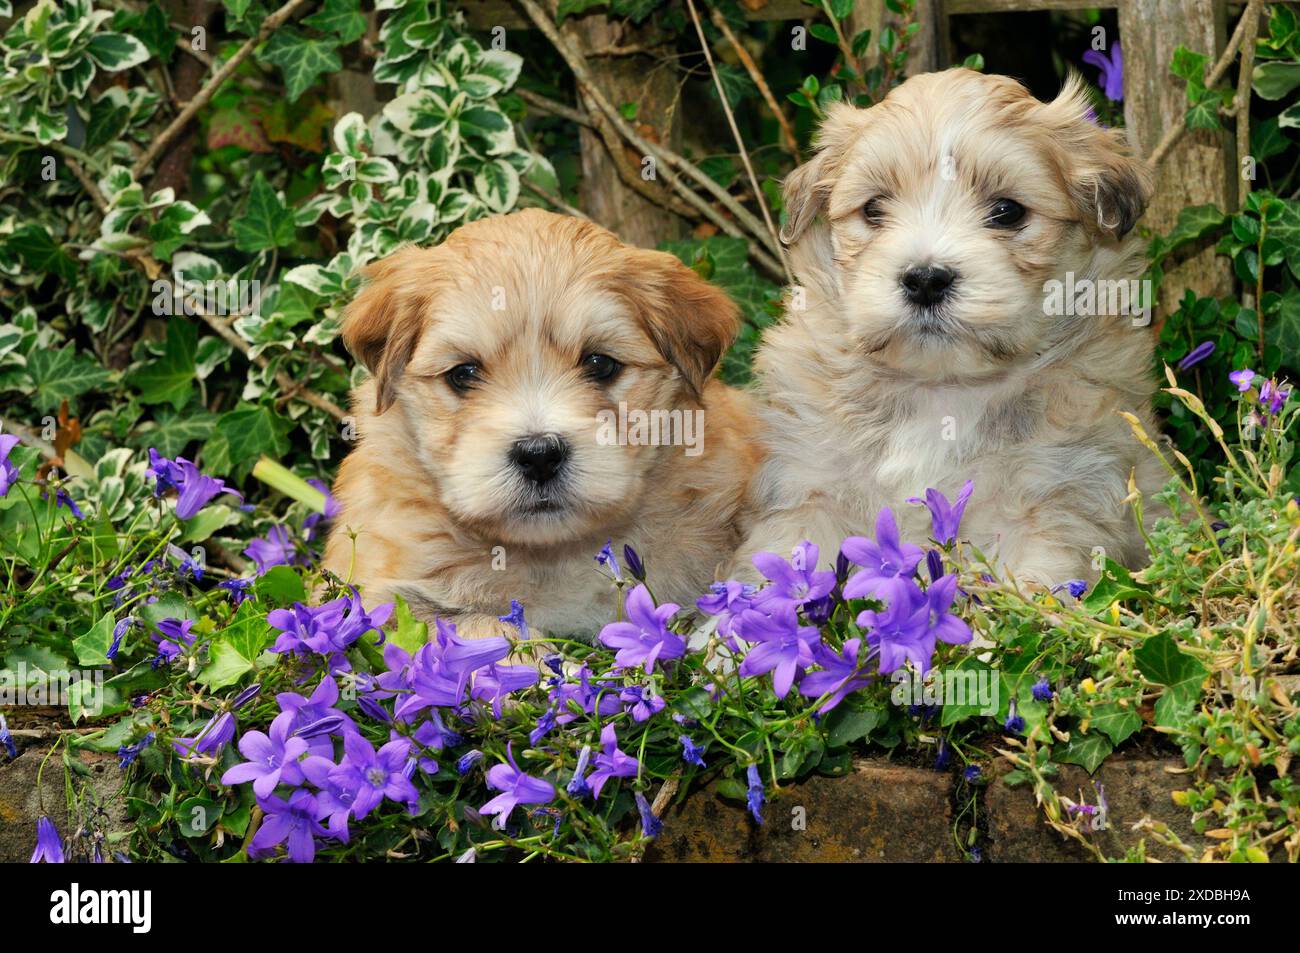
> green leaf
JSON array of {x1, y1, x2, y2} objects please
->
[
  {"x1": 303, "y1": 0, "x2": 367, "y2": 44},
  {"x1": 72, "y1": 613, "x2": 116, "y2": 667},
  {"x1": 1090, "y1": 703, "x2": 1142, "y2": 746},
  {"x1": 6, "y1": 224, "x2": 77, "y2": 280},
  {"x1": 199, "y1": 600, "x2": 273, "y2": 689},
  {"x1": 1054, "y1": 732, "x2": 1113, "y2": 774},
  {"x1": 86, "y1": 33, "x2": 151, "y2": 71},
  {"x1": 212, "y1": 404, "x2": 292, "y2": 469},
  {"x1": 389, "y1": 595, "x2": 428, "y2": 654},
  {"x1": 27, "y1": 345, "x2": 113, "y2": 411},
  {"x1": 473, "y1": 157, "x2": 520, "y2": 213},
  {"x1": 231, "y1": 173, "x2": 297, "y2": 252},
  {"x1": 128, "y1": 318, "x2": 197, "y2": 409},
  {"x1": 177, "y1": 796, "x2": 223, "y2": 836},
  {"x1": 1081, "y1": 559, "x2": 1148, "y2": 612},
  {"x1": 824, "y1": 705, "x2": 884, "y2": 747},
  {"x1": 1252, "y1": 60, "x2": 1300, "y2": 100},
  {"x1": 254, "y1": 565, "x2": 307, "y2": 607},
  {"x1": 258, "y1": 27, "x2": 342, "y2": 101},
  {"x1": 1134, "y1": 631, "x2": 1207, "y2": 687}
]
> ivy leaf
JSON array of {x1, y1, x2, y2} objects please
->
[
  {"x1": 6, "y1": 224, "x2": 77, "y2": 280},
  {"x1": 388, "y1": 595, "x2": 428, "y2": 654},
  {"x1": 128, "y1": 405, "x2": 218, "y2": 458},
  {"x1": 1081, "y1": 559, "x2": 1148, "y2": 612},
  {"x1": 824, "y1": 705, "x2": 885, "y2": 747},
  {"x1": 210, "y1": 404, "x2": 292, "y2": 475},
  {"x1": 473, "y1": 157, "x2": 520, "y2": 212},
  {"x1": 1054, "y1": 732, "x2": 1113, "y2": 774},
  {"x1": 303, "y1": 0, "x2": 367, "y2": 44},
  {"x1": 258, "y1": 27, "x2": 342, "y2": 101},
  {"x1": 1135, "y1": 632, "x2": 1207, "y2": 687},
  {"x1": 72, "y1": 613, "x2": 116, "y2": 667},
  {"x1": 254, "y1": 565, "x2": 307, "y2": 608},
  {"x1": 111, "y1": 3, "x2": 178, "y2": 63},
  {"x1": 1252, "y1": 60, "x2": 1300, "y2": 100},
  {"x1": 28, "y1": 345, "x2": 113, "y2": 411},
  {"x1": 231, "y1": 173, "x2": 296, "y2": 252},
  {"x1": 86, "y1": 33, "x2": 151, "y2": 72},
  {"x1": 1090, "y1": 703, "x2": 1142, "y2": 746},
  {"x1": 199, "y1": 600, "x2": 274, "y2": 689},
  {"x1": 128, "y1": 318, "x2": 198, "y2": 410}
]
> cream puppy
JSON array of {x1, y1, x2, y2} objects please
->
[
  {"x1": 324, "y1": 210, "x2": 762, "y2": 639},
  {"x1": 738, "y1": 69, "x2": 1164, "y2": 586}
]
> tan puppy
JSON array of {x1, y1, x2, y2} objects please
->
[
  {"x1": 738, "y1": 69, "x2": 1163, "y2": 586},
  {"x1": 323, "y1": 209, "x2": 762, "y2": 639}
]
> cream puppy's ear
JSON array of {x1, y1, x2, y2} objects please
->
[
  {"x1": 618, "y1": 249, "x2": 740, "y2": 398},
  {"x1": 342, "y1": 246, "x2": 436, "y2": 414},
  {"x1": 780, "y1": 101, "x2": 867, "y2": 244},
  {"x1": 1040, "y1": 72, "x2": 1154, "y2": 240}
]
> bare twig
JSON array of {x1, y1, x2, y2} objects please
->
[
  {"x1": 686, "y1": 0, "x2": 791, "y2": 282},
  {"x1": 1234, "y1": 0, "x2": 1264, "y2": 208},
  {"x1": 174, "y1": 36, "x2": 273, "y2": 92},
  {"x1": 709, "y1": 7, "x2": 800, "y2": 160},
  {"x1": 514, "y1": 0, "x2": 783, "y2": 271},
  {"x1": 1148, "y1": 0, "x2": 1263, "y2": 168},
  {"x1": 523, "y1": 180, "x2": 592, "y2": 220},
  {"x1": 132, "y1": 0, "x2": 310, "y2": 178},
  {"x1": 516, "y1": 87, "x2": 591, "y2": 127}
]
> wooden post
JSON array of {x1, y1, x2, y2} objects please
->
[
  {"x1": 847, "y1": 0, "x2": 943, "y2": 78},
  {"x1": 1120, "y1": 0, "x2": 1236, "y2": 308}
]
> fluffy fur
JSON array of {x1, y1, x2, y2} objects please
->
[
  {"x1": 738, "y1": 69, "x2": 1164, "y2": 585},
  {"x1": 323, "y1": 209, "x2": 762, "y2": 639}
]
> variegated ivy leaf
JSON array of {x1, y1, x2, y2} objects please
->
[
  {"x1": 396, "y1": 201, "x2": 438, "y2": 242},
  {"x1": 332, "y1": 111, "x2": 371, "y2": 157},
  {"x1": 284, "y1": 259, "x2": 349, "y2": 299},
  {"x1": 473, "y1": 158, "x2": 519, "y2": 213},
  {"x1": 85, "y1": 33, "x2": 150, "y2": 72},
  {"x1": 294, "y1": 193, "x2": 346, "y2": 228},
  {"x1": 171, "y1": 251, "x2": 222, "y2": 282},
  {"x1": 475, "y1": 49, "x2": 523, "y2": 91},
  {"x1": 383, "y1": 89, "x2": 454, "y2": 138},
  {"x1": 458, "y1": 105, "x2": 515, "y2": 156},
  {"x1": 357, "y1": 157, "x2": 400, "y2": 184}
]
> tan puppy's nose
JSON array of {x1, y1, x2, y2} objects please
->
[
  {"x1": 900, "y1": 264, "x2": 957, "y2": 307},
  {"x1": 509, "y1": 434, "x2": 568, "y2": 485}
]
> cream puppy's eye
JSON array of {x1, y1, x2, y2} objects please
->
[
  {"x1": 446, "y1": 363, "x2": 481, "y2": 393},
  {"x1": 863, "y1": 197, "x2": 886, "y2": 225},
  {"x1": 987, "y1": 198, "x2": 1026, "y2": 228},
  {"x1": 581, "y1": 353, "x2": 621, "y2": 383}
]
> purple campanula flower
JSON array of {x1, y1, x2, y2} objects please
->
[
  {"x1": 250, "y1": 789, "x2": 331, "y2": 863},
  {"x1": 278, "y1": 678, "x2": 355, "y2": 757},
  {"x1": 54, "y1": 488, "x2": 84, "y2": 520},
  {"x1": 1051, "y1": 578, "x2": 1089, "y2": 599},
  {"x1": 218, "y1": 577, "x2": 253, "y2": 605},
  {"x1": 926, "y1": 550, "x2": 945, "y2": 582},
  {"x1": 302, "y1": 479, "x2": 340, "y2": 542},
  {"x1": 173, "y1": 711, "x2": 237, "y2": 761},
  {"x1": 855, "y1": 581, "x2": 931, "y2": 675},
  {"x1": 635, "y1": 791, "x2": 663, "y2": 838},
  {"x1": 599, "y1": 584, "x2": 684, "y2": 673},
  {"x1": 567, "y1": 744, "x2": 592, "y2": 797},
  {"x1": 529, "y1": 708, "x2": 557, "y2": 746},
  {"x1": 30, "y1": 816, "x2": 65, "y2": 863},
  {"x1": 623, "y1": 544, "x2": 645, "y2": 581},
  {"x1": 620, "y1": 684, "x2": 666, "y2": 722},
  {"x1": 696, "y1": 580, "x2": 756, "y2": 638},
  {"x1": 220, "y1": 711, "x2": 308, "y2": 797},
  {"x1": 1083, "y1": 39, "x2": 1123, "y2": 101},
  {"x1": 735, "y1": 604, "x2": 822, "y2": 698},
  {"x1": 1032, "y1": 677, "x2": 1054, "y2": 702},
  {"x1": 479, "y1": 743, "x2": 556, "y2": 824},
  {"x1": 1229, "y1": 368, "x2": 1255, "y2": 392},
  {"x1": 471, "y1": 662, "x2": 540, "y2": 718},
  {"x1": 457, "y1": 749, "x2": 484, "y2": 776},
  {"x1": 1176, "y1": 340, "x2": 1215, "y2": 371},
  {"x1": 300, "y1": 757, "x2": 357, "y2": 842},
  {"x1": 934, "y1": 739, "x2": 952, "y2": 771},
  {"x1": 498, "y1": 599, "x2": 529, "y2": 640},
  {"x1": 745, "y1": 764, "x2": 765, "y2": 825},
  {"x1": 751, "y1": 541, "x2": 836, "y2": 612},
  {"x1": 243, "y1": 525, "x2": 297, "y2": 575},
  {"x1": 152, "y1": 617, "x2": 196, "y2": 662},
  {"x1": 1004, "y1": 698, "x2": 1025, "y2": 736},
  {"x1": 329, "y1": 732, "x2": 418, "y2": 818},
  {"x1": 552, "y1": 665, "x2": 621, "y2": 724},
  {"x1": 907, "y1": 480, "x2": 974, "y2": 546},
  {"x1": 107, "y1": 617, "x2": 133, "y2": 660},
  {"x1": 679, "y1": 735, "x2": 706, "y2": 768},
  {"x1": 231, "y1": 682, "x2": 262, "y2": 710},
  {"x1": 798, "y1": 637, "x2": 872, "y2": 714},
  {"x1": 413, "y1": 711, "x2": 460, "y2": 752},
  {"x1": 595, "y1": 539, "x2": 621, "y2": 579},
  {"x1": 964, "y1": 765, "x2": 982, "y2": 784},
  {"x1": 1, "y1": 712, "x2": 17, "y2": 759},
  {"x1": 586, "y1": 724, "x2": 639, "y2": 799},
  {"x1": 842, "y1": 508, "x2": 925, "y2": 607},
  {"x1": 268, "y1": 590, "x2": 394, "y2": 669},
  {"x1": 148, "y1": 453, "x2": 241, "y2": 520},
  {"x1": 117, "y1": 732, "x2": 154, "y2": 768},
  {"x1": 1259, "y1": 379, "x2": 1290, "y2": 416},
  {"x1": 924, "y1": 573, "x2": 973, "y2": 649},
  {"x1": 0, "y1": 431, "x2": 21, "y2": 498}
]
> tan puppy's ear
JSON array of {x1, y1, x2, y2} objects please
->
[
  {"x1": 1042, "y1": 72, "x2": 1154, "y2": 240},
  {"x1": 780, "y1": 101, "x2": 866, "y2": 244},
  {"x1": 621, "y1": 250, "x2": 740, "y2": 398},
  {"x1": 342, "y1": 246, "x2": 433, "y2": 414}
]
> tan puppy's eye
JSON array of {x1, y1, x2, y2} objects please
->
[
  {"x1": 987, "y1": 198, "x2": 1027, "y2": 228},
  {"x1": 581, "y1": 353, "x2": 621, "y2": 383},
  {"x1": 863, "y1": 197, "x2": 886, "y2": 225},
  {"x1": 446, "y1": 363, "x2": 482, "y2": 393}
]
